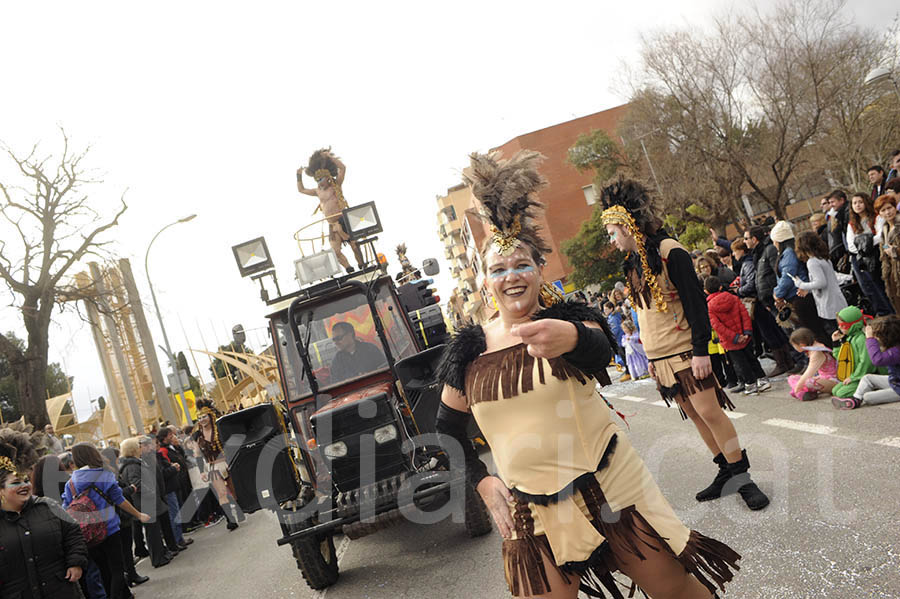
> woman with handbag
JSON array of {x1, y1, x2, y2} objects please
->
[
  {"x1": 61, "y1": 444, "x2": 149, "y2": 599},
  {"x1": 192, "y1": 399, "x2": 242, "y2": 531},
  {"x1": 847, "y1": 192, "x2": 893, "y2": 315}
]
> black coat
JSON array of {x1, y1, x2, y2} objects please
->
[
  {"x1": 753, "y1": 238, "x2": 779, "y2": 302},
  {"x1": 162, "y1": 443, "x2": 191, "y2": 498},
  {"x1": 0, "y1": 496, "x2": 88, "y2": 599},
  {"x1": 736, "y1": 254, "x2": 757, "y2": 299},
  {"x1": 118, "y1": 455, "x2": 169, "y2": 517}
]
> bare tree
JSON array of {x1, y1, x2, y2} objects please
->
[
  {"x1": 0, "y1": 131, "x2": 126, "y2": 427},
  {"x1": 628, "y1": 0, "x2": 897, "y2": 219}
]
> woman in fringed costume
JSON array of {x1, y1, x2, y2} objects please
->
[
  {"x1": 599, "y1": 178, "x2": 769, "y2": 512},
  {"x1": 434, "y1": 151, "x2": 741, "y2": 599},
  {"x1": 191, "y1": 400, "x2": 242, "y2": 531}
]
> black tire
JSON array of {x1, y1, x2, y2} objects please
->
[
  {"x1": 290, "y1": 525, "x2": 339, "y2": 590},
  {"x1": 464, "y1": 482, "x2": 492, "y2": 538}
]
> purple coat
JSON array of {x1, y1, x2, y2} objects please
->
[{"x1": 865, "y1": 338, "x2": 900, "y2": 395}]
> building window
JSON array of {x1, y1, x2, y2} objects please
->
[
  {"x1": 447, "y1": 205, "x2": 457, "y2": 221},
  {"x1": 582, "y1": 185, "x2": 596, "y2": 206}
]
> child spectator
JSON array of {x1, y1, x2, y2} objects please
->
[
  {"x1": 833, "y1": 314, "x2": 900, "y2": 409},
  {"x1": 787, "y1": 328, "x2": 838, "y2": 401},
  {"x1": 705, "y1": 276, "x2": 771, "y2": 394},
  {"x1": 603, "y1": 301, "x2": 629, "y2": 381},
  {"x1": 830, "y1": 306, "x2": 881, "y2": 399},
  {"x1": 621, "y1": 319, "x2": 649, "y2": 379}
]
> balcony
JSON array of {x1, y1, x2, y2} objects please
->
[
  {"x1": 461, "y1": 266, "x2": 476, "y2": 283},
  {"x1": 451, "y1": 243, "x2": 466, "y2": 260}
]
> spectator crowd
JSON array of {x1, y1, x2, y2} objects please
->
[{"x1": 589, "y1": 149, "x2": 900, "y2": 412}]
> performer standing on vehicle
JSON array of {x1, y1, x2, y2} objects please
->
[
  {"x1": 191, "y1": 399, "x2": 242, "y2": 531},
  {"x1": 600, "y1": 178, "x2": 769, "y2": 511},
  {"x1": 297, "y1": 148, "x2": 365, "y2": 272},
  {"x1": 435, "y1": 151, "x2": 741, "y2": 599}
]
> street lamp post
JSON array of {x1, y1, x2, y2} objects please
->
[
  {"x1": 145, "y1": 214, "x2": 197, "y2": 425},
  {"x1": 864, "y1": 66, "x2": 900, "y2": 103}
]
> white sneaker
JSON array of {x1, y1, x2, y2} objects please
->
[
  {"x1": 756, "y1": 378, "x2": 771, "y2": 392},
  {"x1": 743, "y1": 383, "x2": 758, "y2": 394}
]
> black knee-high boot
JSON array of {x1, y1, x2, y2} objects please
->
[
  {"x1": 723, "y1": 449, "x2": 770, "y2": 510},
  {"x1": 224, "y1": 503, "x2": 239, "y2": 531},
  {"x1": 695, "y1": 453, "x2": 730, "y2": 502}
]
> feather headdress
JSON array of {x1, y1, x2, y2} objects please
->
[
  {"x1": 0, "y1": 427, "x2": 39, "y2": 477},
  {"x1": 464, "y1": 150, "x2": 551, "y2": 262},
  {"x1": 305, "y1": 148, "x2": 340, "y2": 180},
  {"x1": 599, "y1": 177, "x2": 669, "y2": 312},
  {"x1": 196, "y1": 398, "x2": 219, "y2": 419}
]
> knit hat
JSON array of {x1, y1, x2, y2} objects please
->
[{"x1": 769, "y1": 220, "x2": 794, "y2": 243}]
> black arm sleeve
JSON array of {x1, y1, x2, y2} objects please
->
[
  {"x1": 435, "y1": 402, "x2": 489, "y2": 488},
  {"x1": 562, "y1": 321, "x2": 612, "y2": 376},
  {"x1": 665, "y1": 247, "x2": 712, "y2": 356}
]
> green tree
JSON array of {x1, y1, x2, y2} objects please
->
[
  {"x1": 567, "y1": 129, "x2": 634, "y2": 185},
  {"x1": 0, "y1": 331, "x2": 73, "y2": 422},
  {"x1": 176, "y1": 351, "x2": 202, "y2": 396},
  {"x1": 560, "y1": 207, "x2": 623, "y2": 289}
]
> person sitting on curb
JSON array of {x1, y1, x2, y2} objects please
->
[
  {"x1": 830, "y1": 306, "x2": 882, "y2": 400},
  {"x1": 834, "y1": 314, "x2": 900, "y2": 409}
]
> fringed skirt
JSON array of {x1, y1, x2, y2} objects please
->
[
  {"x1": 501, "y1": 433, "x2": 740, "y2": 598},
  {"x1": 651, "y1": 351, "x2": 735, "y2": 420}
]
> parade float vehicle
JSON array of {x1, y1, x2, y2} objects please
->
[{"x1": 221, "y1": 214, "x2": 490, "y2": 591}]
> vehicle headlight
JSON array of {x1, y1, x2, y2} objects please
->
[
  {"x1": 373, "y1": 424, "x2": 398, "y2": 444},
  {"x1": 322, "y1": 441, "x2": 348, "y2": 459}
]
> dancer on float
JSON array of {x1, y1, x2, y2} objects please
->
[
  {"x1": 296, "y1": 147, "x2": 365, "y2": 272},
  {"x1": 599, "y1": 178, "x2": 769, "y2": 511},
  {"x1": 435, "y1": 151, "x2": 741, "y2": 599}
]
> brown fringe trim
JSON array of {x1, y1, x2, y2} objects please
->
[
  {"x1": 510, "y1": 435, "x2": 618, "y2": 506},
  {"x1": 658, "y1": 367, "x2": 736, "y2": 420},
  {"x1": 502, "y1": 501, "x2": 563, "y2": 597},
  {"x1": 465, "y1": 344, "x2": 590, "y2": 406},
  {"x1": 676, "y1": 530, "x2": 742, "y2": 594}
]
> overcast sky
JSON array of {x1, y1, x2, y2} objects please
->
[{"x1": 1, "y1": 1, "x2": 896, "y2": 421}]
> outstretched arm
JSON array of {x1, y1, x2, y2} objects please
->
[
  {"x1": 296, "y1": 167, "x2": 317, "y2": 196},
  {"x1": 333, "y1": 154, "x2": 346, "y2": 186}
]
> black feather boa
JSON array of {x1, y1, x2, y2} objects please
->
[{"x1": 434, "y1": 300, "x2": 615, "y2": 395}]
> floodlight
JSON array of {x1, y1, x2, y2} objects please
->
[
  {"x1": 341, "y1": 202, "x2": 382, "y2": 241},
  {"x1": 295, "y1": 249, "x2": 342, "y2": 286},
  {"x1": 422, "y1": 258, "x2": 440, "y2": 276},
  {"x1": 232, "y1": 237, "x2": 274, "y2": 277},
  {"x1": 864, "y1": 66, "x2": 892, "y2": 86}
]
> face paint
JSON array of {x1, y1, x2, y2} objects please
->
[{"x1": 488, "y1": 265, "x2": 535, "y2": 280}]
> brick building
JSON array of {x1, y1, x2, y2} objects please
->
[{"x1": 437, "y1": 104, "x2": 630, "y2": 325}]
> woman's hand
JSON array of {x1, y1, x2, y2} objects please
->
[
  {"x1": 865, "y1": 324, "x2": 874, "y2": 338},
  {"x1": 796, "y1": 288, "x2": 808, "y2": 297},
  {"x1": 832, "y1": 330, "x2": 844, "y2": 342},
  {"x1": 691, "y1": 355, "x2": 712, "y2": 380},
  {"x1": 65, "y1": 566, "x2": 82, "y2": 582},
  {"x1": 138, "y1": 512, "x2": 151, "y2": 524},
  {"x1": 510, "y1": 320, "x2": 578, "y2": 359},
  {"x1": 648, "y1": 361, "x2": 657, "y2": 380},
  {"x1": 476, "y1": 476, "x2": 514, "y2": 540}
]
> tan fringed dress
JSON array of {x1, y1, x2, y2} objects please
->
[{"x1": 449, "y1": 316, "x2": 740, "y2": 598}]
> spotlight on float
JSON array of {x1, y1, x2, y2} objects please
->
[
  {"x1": 232, "y1": 236, "x2": 281, "y2": 303},
  {"x1": 341, "y1": 201, "x2": 382, "y2": 241},
  {"x1": 294, "y1": 249, "x2": 342, "y2": 286}
]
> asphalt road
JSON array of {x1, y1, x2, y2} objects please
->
[{"x1": 132, "y1": 370, "x2": 900, "y2": 599}]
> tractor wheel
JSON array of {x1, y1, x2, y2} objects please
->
[
  {"x1": 290, "y1": 522, "x2": 339, "y2": 590},
  {"x1": 464, "y1": 481, "x2": 492, "y2": 538}
]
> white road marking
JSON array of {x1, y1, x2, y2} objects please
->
[
  {"x1": 762, "y1": 418, "x2": 837, "y2": 435},
  {"x1": 618, "y1": 395, "x2": 646, "y2": 402},
  {"x1": 876, "y1": 437, "x2": 900, "y2": 448},
  {"x1": 725, "y1": 412, "x2": 747, "y2": 420}
]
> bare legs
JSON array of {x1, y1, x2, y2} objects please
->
[{"x1": 680, "y1": 387, "x2": 742, "y2": 462}]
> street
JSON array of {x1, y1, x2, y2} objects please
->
[{"x1": 133, "y1": 372, "x2": 900, "y2": 599}]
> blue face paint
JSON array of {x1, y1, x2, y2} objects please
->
[
  {"x1": 488, "y1": 265, "x2": 536, "y2": 280},
  {"x1": 608, "y1": 229, "x2": 617, "y2": 240}
]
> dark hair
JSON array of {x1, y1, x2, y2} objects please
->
[
  {"x1": 849, "y1": 193, "x2": 876, "y2": 234},
  {"x1": 31, "y1": 455, "x2": 63, "y2": 499},
  {"x1": 703, "y1": 275, "x2": 723, "y2": 294},
  {"x1": 749, "y1": 226, "x2": 768, "y2": 242},
  {"x1": 870, "y1": 315, "x2": 900, "y2": 349},
  {"x1": 796, "y1": 230, "x2": 829, "y2": 261},
  {"x1": 603, "y1": 301, "x2": 614, "y2": 309},
  {"x1": 100, "y1": 447, "x2": 119, "y2": 475},
  {"x1": 868, "y1": 165, "x2": 885, "y2": 174},
  {"x1": 331, "y1": 322, "x2": 355, "y2": 338},
  {"x1": 789, "y1": 327, "x2": 816, "y2": 347},
  {"x1": 71, "y1": 443, "x2": 104, "y2": 469},
  {"x1": 827, "y1": 189, "x2": 847, "y2": 202},
  {"x1": 704, "y1": 249, "x2": 722, "y2": 267},
  {"x1": 715, "y1": 245, "x2": 731, "y2": 259},
  {"x1": 886, "y1": 178, "x2": 900, "y2": 194},
  {"x1": 157, "y1": 426, "x2": 172, "y2": 444},
  {"x1": 892, "y1": 149, "x2": 900, "y2": 158},
  {"x1": 182, "y1": 425, "x2": 194, "y2": 437}
]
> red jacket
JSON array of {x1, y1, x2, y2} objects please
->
[{"x1": 706, "y1": 291, "x2": 752, "y2": 350}]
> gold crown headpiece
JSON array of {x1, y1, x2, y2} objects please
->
[
  {"x1": 600, "y1": 205, "x2": 667, "y2": 313},
  {"x1": 488, "y1": 214, "x2": 523, "y2": 257},
  {"x1": 198, "y1": 406, "x2": 216, "y2": 418},
  {"x1": 0, "y1": 455, "x2": 17, "y2": 474},
  {"x1": 314, "y1": 169, "x2": 333, "y2": 182}
]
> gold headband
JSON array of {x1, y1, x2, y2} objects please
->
[
  {"x1": 199, "y1": 407, "x2": 216, "y2": 417},
  {"x1": 600, "y1": 205, "x2": 667, "y2": 313},
  {"x1": 0, "y1": 456, "x2": 17, "y2": 474},
  {"x1": 489, "y1": 214, "x2": 523, "y2": 257},
  {"x1": 314, "y1": 169, "x2": 332, "y2": 181}
]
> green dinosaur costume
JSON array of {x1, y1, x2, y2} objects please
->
[{"x1": 831, "y1": 306, "x2": 882, "y2": 398}]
